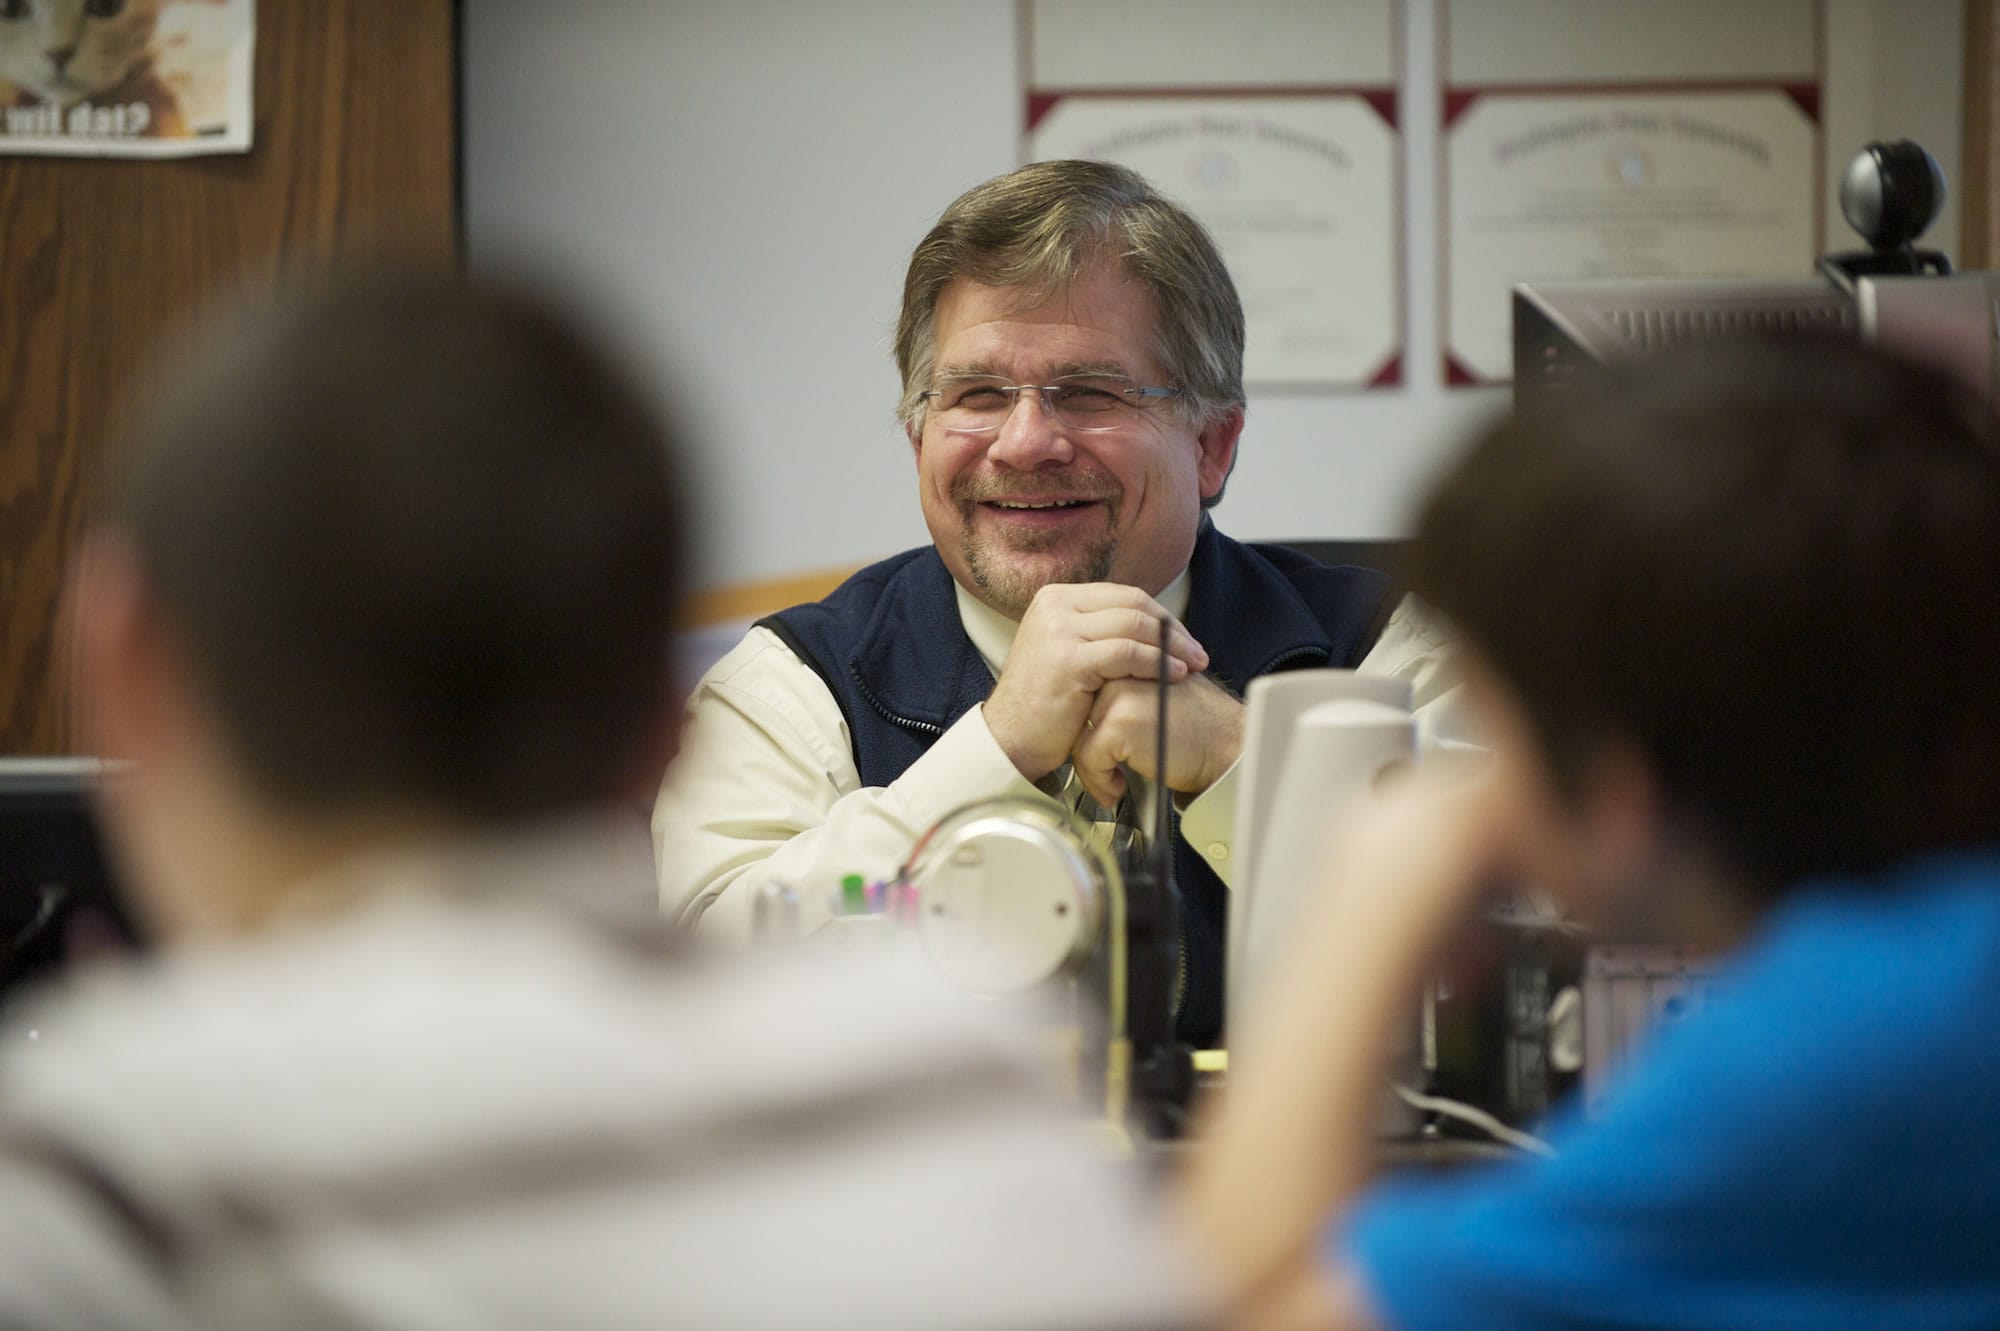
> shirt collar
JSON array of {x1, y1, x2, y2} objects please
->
[{"x1": 953, "y1": 568, "x2": 1194, "y2": 679}]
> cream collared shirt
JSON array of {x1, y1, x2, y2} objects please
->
[{"x1": 654, "y1": 579, "x2": 1467, "y2": 941}]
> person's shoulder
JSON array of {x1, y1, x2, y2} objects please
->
[
  {"x1": 690, "y1": 945, "x2": 1052, "y2": 1063},
  {"x1": 762, "y1": 547, "x2": 940, "y2": 628},
  {"x1": 1194, "y1": 526, "x2": 1384, "y2": 590},
  {"x1": 758, "y1": 547, "x2": 962, "y2": 686},
  {"x1": 817, "y1": 547, "x2": 940, "y2": 603},
  {"x1": 1234, "y1": 535, "x2": 1391, "y2": 593},
  {"x1": 663, "y1": 948, "x2": 1211, "y2": 1323},
  {"x1": 1231, "y1": 535, "x2": 1322, "y2": 575},
  {"x1": 1200, "y1": 527, "x2": 1396, "y2": 643},
  {"x1": 692, "y1": 623, "x2": 810, "y2": 693},
  {"x1": 1752, "y1": 849, "x2": 2000, "y2": 1009},
  {"x1": 1615, "y1": 850, "x2": 2000, "y2": 1131}
]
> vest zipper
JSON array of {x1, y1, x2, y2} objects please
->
[
  {"x1": 849, "y1": 669, "x2": 944, "y2": 737},
  {"x1": 1257, "y1": 645, "x2": 1330, "y2": 676}
]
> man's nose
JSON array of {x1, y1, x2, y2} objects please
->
[{"x1": 984, "y1": 388, "x2": 1075, "y2": 469}]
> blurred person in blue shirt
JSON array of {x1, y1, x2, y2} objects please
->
[{"x1": 1184, "y1": 334, "x2": 2000, "y2": 1331}]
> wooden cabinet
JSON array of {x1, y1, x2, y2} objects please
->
[{"x1": 0, "y1": 0, "x2": 457, "y2": 754}]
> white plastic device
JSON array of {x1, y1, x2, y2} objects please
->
[
  {"x1": 901, "y1": 798, "x2": 1112, "y2": 996},
  {"x1": 1230, "y1": 670, "x2": 1416, "y2": 1022}
]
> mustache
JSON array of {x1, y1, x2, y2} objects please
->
[{"x1": 952, "y1": 473, "x2": 1120, "y2": 504}]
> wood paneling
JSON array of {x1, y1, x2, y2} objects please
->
[
  {"x1": 0, "y1": 1, "x2": 456, "y2": 755},
  {"x1": 1968, "y1": 0, "x2": 2000, "y2": 267}
]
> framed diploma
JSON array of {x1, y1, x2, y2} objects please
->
[
  {"x1": 1025, "y1": 0, "x2": 1404, "y2": 388},
  {"x1": 1436, "y1": 0, "x2": 1824, "y2": 384},
  {"x1": 1442, "y1": 88, "x2": 1821, "y2": 384},
  {"x1": 1030, "y1": 92, "x2": 1403, "y2": 387}
]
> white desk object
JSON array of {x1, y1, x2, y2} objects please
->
[{"x1": 1229, "y1": 670, "x2": 1416, "y2": 1023}]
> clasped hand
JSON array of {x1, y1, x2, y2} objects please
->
[{"x1": 983, "y1": 583, "x2": 1245, "y2": 808}]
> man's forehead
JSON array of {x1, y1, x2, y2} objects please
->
[
  {"x1": 931, "y1": 268, "x2": 1162, "y2": 376},
  {"x1": 934, "y1": 356, "x2": 1132, "y2": 381},
  {"x1": 937, "y1": 260, "x2": 1152, "y2": 317}
]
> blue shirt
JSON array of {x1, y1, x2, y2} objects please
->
[{"x1": 1340, "y1": 849, "x2": 2000, "y2": 1331}]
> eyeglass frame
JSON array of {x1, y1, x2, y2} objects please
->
[{"x1": 916, "y1": 373, "x2": 1183, "y2": 435}]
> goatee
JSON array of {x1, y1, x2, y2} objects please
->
[{"x1": 962, "y1": 529, "x2": 1118, "y2": 616}]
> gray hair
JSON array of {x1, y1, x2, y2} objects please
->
[{"x1": 894, "y1": 160, "x2": 1246, "y2": 456}]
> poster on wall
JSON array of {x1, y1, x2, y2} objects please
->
[
  {"x1": 1441, "y1": 88, "x2": 1820, "y2": 384},
  {"x1": 0, "y1": 0, "x2": 253, "y2": 158},
  {"x1": 1030, "y1": 93, "x2": 1402, "y2": 388}
]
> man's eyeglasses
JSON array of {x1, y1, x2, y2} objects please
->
[{"x1": 918, "y1": 375, "x2": 1181, "y2": 435}]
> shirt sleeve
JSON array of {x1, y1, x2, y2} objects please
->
[
  {"x1": 1354, "y1": 596, "x2": 1479, "y2": 750},
  {"x1": 0, "y1": 1154, "x2": 185, "y2": 1328},
  {"x1": 653, "y1": 627, "x2": 1051, "y2": 943},
  {"x1": 1178, "y1": 762, "x2": 1240, "y2": 890}
]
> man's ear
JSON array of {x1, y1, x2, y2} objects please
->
[
  {"x1": 1196, "y1": 405, "x2": 1245, "y2": 502},
  {"x1": 906, "y1": 416, "x2": 924, "y2": 464}
]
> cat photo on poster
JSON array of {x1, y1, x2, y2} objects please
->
[{"x1": 0, "y1": 0, "x2": 252, "y2": 158}]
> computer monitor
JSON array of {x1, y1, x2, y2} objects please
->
[
  {"x1": 0, "y1": 758, "x2": 139, "y2": 1019},
  {"x1": 1514, "y1": 271, "x2": 2000, "y2": 410},
  {"x1": 1857, "y1": 272, "x2": 2000, "y2": 410},
  {"x1": 1513, "y1": 277, "x2": 1856, "y2": 403}
]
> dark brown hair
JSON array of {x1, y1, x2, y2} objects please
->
[
  {"x1": 1408, "y1": 335, "x2": 2000, "y2": 900},
  {"x1": 108, "y1": 269, "x2": 685, "y2": 824}
]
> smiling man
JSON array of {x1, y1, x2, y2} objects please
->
[{"x1": 655, "y1": 160, "x2": 1460, "y2": 1045}]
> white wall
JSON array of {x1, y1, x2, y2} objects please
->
[
  {"x1": 1825, "y1": 0, "x2": 1963, "y2": 263},
  {"x1": 462, "y1": 0, "x2": 1965, "y2": 599}
]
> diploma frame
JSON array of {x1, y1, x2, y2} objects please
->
[
  {"x1": 1022, "y1": 2, "x2": 1408, "y2": 390},
  {"x1": 1437, "y1": 0, "x2": 1826, "y2": 387}
]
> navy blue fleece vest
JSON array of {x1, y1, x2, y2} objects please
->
[{"x1": 760, "y1": 521, "x2": 1393, "y2": 1046}]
